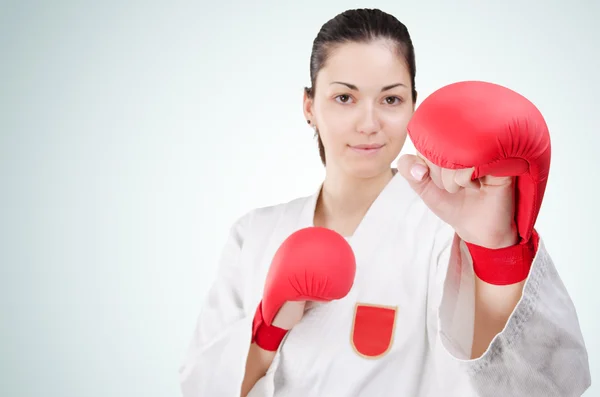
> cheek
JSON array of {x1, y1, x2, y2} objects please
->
[
  {"x1": 319, "y1": 125, "x2": 348, "y2": 152},
  {"x1": 383, "y1": 110, "x2": 412, "y2": 140},
  {"x1": 315, "y1": 103, "x2": 354, "y2": 145},
  {"x1": 317, "y1": 101, "x2": 350, "y2": 126}
]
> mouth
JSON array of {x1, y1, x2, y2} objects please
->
[{"x1": 349, "y1": 143, "x2": 385, "y2": 153}]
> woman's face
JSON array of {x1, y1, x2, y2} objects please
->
[{"x1": 304, "y1": 39, "x2": 415, "y2": 179}]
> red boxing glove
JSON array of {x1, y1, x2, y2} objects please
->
[
  {"x1": 407, "y1": 81, "x2": 551, "y2": 285},
  {"x1": 252, "y1": 227, "x2": 356, "y2": 350}
]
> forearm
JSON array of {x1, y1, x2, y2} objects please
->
[
  {"x1": 241, "y1": 343, "x2": 276, "y2": 397},
  {"x1": 241, "y1": 301, "x2": 303, "y2": 396},
  {"x1": 466, "y1": 229, "x2": 535, "y2": 359},
  {"x1": 471, "y1": 277, "x2": 525, "y2": 359}
]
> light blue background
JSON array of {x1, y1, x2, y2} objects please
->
[{"x1": 1, "y1": 0, "x2": 598, "y2": 395}]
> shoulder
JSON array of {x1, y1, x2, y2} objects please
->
[
  {"x1": 250, "y1": 194, "x2": 313, "y2": 224},
  {"x1": 230, "y1": 192, "x2": 316, "y2": 241}
]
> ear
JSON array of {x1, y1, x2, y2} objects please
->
[{"x1": 303, "y1": 87, "x2": 314, "y2": 124}]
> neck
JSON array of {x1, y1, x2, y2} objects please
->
[{"x1": 314, "y1": 166, "x2": 394, "y2": 236}]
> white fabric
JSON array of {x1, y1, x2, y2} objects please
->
[{"x1": 179, "y1": 173, "x2": 591, "y2": 396}]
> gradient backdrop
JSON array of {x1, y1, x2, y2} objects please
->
[{"x1": 1, "y1": 0, "x2": 598, "y2": 396}]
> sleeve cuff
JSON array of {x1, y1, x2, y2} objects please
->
[{"x1": 437, "y1": 232, "x2": 542, "y2": 361}]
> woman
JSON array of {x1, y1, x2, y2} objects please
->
[{"x1": 179, "y1": 8, "x2": 590, "y2": 397}]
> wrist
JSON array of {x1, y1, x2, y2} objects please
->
[
  {"x1": 465, "y1": 230, "x2": 539, "y2": 286},
  {"x1": 483, "y1": 232, "x2": 519, "y2": 250},
  {"x1": 460, "y1": 224, "x2": 519, "y2": 250},
  {"x1": 253, "y1": 322, "x2": 288, "y2": 351},
  {"x1": 251, "y1": 302, "x2": 288, "y2": 352}
]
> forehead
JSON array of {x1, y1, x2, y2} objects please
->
[{"x1": 317, "y1": 40, "x2": 411, "y2": 88}]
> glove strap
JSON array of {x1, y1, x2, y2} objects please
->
[
  {"x1": 465, "y1": 229, "x2": 539, "y2": 285},
  {"x1": 251, "y1": 302, "x2": 288, "y2": 351}
]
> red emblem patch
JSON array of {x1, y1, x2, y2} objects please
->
[{"x1": 351, "y1": 304, "x2": 397, "y2": 358}]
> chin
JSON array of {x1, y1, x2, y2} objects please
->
[{"x1": 344, "y1": 160, "x2": 391, "y2": 179}]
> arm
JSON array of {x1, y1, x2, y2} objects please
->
[
  {"x1": 241, "y1": 300, "x2": 305, "y2": 396},
  {"x1": 241, "y1": 345, "x2": 277, "y2": 396},
  {"x1": 180, "y1": 211, "x2": 329, "y2": 397},
  {"x1": 433, "y1": 230, "x2": 591, "y2": 396},
  {"x1": 466, "y1": 229, "x2": 528, "y2": 359},
  {"x1": 471, "y1": 277, "x2": 525, "y2": 359},
  {"x1": 180, "y1": 211, "x2": 275, "y2": 397}
]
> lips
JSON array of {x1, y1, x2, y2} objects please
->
[{"x1": 350, "y1": 144, "x2": 384, "y2": 150}]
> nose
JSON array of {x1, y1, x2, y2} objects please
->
[{"x1": 356, "y1": 103, "x2": 380, "y2": 135}]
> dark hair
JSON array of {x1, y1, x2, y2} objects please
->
[{"x1": 305, "y1": 9, "x2": 417, "y2": 165}]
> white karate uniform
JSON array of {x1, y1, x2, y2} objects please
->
[{"x1": 179, "y1": 172, "x2": 591, "y2": 396}]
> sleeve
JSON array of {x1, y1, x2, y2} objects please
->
[
  {"x1": 429, "y1": 230, "x2": 591, "y2": 396},
  {"x1": 179, "y1": 211, "x2": 266, "y2": 397}
]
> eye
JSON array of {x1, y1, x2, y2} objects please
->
[
  {"x1": 335, "y1": 94, "x2": 353, "y2": 104},
  {"x1": 383, "y1": 96, "x2": 402, "y2": 105}
]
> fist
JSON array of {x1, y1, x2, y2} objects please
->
[{"x1": 398, "y1": 152, "x2": 518, "y2": 249}]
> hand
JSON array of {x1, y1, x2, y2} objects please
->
[
  {"x1": 272, "y1": 301, "x2": 308, "y2": 330},
  {"x1": 252, "y1": 227, "x2": 355, "y2": 351},
  {"x1": 397, "y1": 153, "x2": 518, "y2": 249}
]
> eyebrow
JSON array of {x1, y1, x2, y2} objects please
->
[{"x1": 330, "y1": 81, "x2": 407, "y2": 92}]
